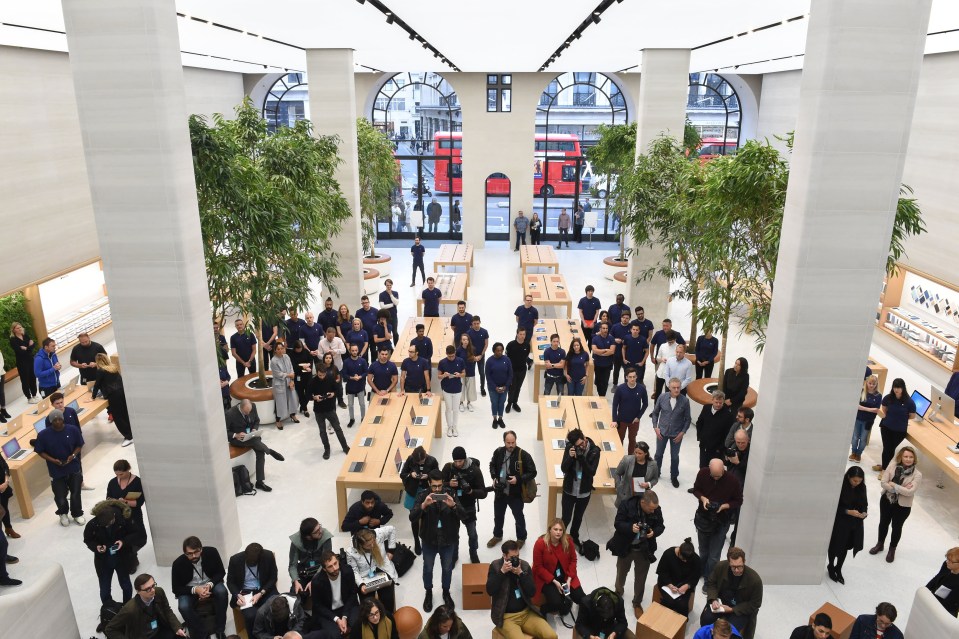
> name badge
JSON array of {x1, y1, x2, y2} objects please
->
[
  {"x1": 437, "y1": 519, "x2": 443, "y2": 528},
  {"x1": 150, "y1": 620, "x2": 158, "y2": 630},
  {"x1": 309, "y1": 561, "x2": 316, "y2": 567},
  {"x1": 369, "y1": 568, "x2": 376, "y2": 578},
  {"x1": 576, "y1": 470, "x2": 582, "y2": 480},
  {"x1": 457, "y1": 489, "x2": 463, "y2": 497},
  {"x1": 514, "y1": 588, "x2": 522, "y2": 599},
  {"x1": 555, "y1": 567, "x2": 562, "y2": 577}
]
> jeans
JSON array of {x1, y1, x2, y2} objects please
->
[
  {"x1": 697, "y1": 521, "x2": 731, "y2": 580},
  {"x1": 557, "y1": 228, "x2": 569, "y2": 247},
  {"x1": 443, "y1": 391, "x2": 461, "y2": 432},
  {"x1": 347, "y1": 392, "x2": 366, "y2": 421},
  {"x1": 316, "y1": 410, "x2": 349, "y2": 453},
  {"x1": 594, "y1": 365, "x2": 612, "y2": 396},
  {"x1": 490, "y1": 388, "x2": 507, "y2": 417},
  {"x1": 567, "y1": 379, "x2": 586, "y2": 396},
  {"x1": 493, "y1": 491, "x2": 527, "y2": 540},
  {"x1": 560, "y1": 493, "x2": 590, "y2": 541},
  {"x1": 429, "y1": 220, "x2": 439, "y2": 233},
  {"x1": 514, "y1": 231, "x2": 527, "y2": 250},
  {"x1": 508, "y1": 368, "x2": 527, "y2": 405},
  {"x1": 654, "y1": 434, "x2": 684, "y2": 481},
  {"x1": 0, "y1": 527, "x2": 7, "y2": 579},
  {"x1": 544, "y1": 375, "x2": 565, "y2": 396},
  {"x1": 421, "y1": 542, "x2": 456, "y2": 591},
  {"x1": 463, "y1": 518, "x2": 478, "y2": 558},
  {"x1": 95, "y1": 554, "x2": 132, "y2": 605},
  {"x1": 850, "y1": 419, "x2": 870, "y2": 456},
  {"x1": 178, "y1": 583, "x2": 228, "y2": 635},
  {"x1": 51, "y1": 472, "x2": 83, "y2": 517}
]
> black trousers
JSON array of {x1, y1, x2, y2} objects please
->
[
  {"x1": 613, "y1": 357, "x2": 624, "y2": 386},
  {"x1": 492, "y1": 492, "x2": 527, "y2": 540},
  {"x1": 295, "y1": 375, "x2": 311, "y2": 412},
  {"x1": 51, "y1": 471, "x2": 83, "y2": 517},
  {"x1": 557, "y1": 229, "x2": 570, "y2": 247},
  {"x1": 412, "y1": 262, "x2": 426, "y2": 285},
  {"x1": 530, "y1": 230, "x2": 540, "y2": 245},
  {"x1": 695, "y1": 362, "x2": 715, "y2": 379},
  {"x1": 508, "y1": 367, "x2": 527, "y2": 405},
  {"x1": 316, "y1": 410, "x2": 348, "y2": 453},
  {"x1": 880, "y1": 426, "x2": 908, "y2": 470},
  {"x1": 877, "y1": 497, "x2": 912, "y2": 547},
  {"x1": 560, "y1": 493, "x2": 590, "y2": 541},
  {"x1": 233, "y1": 438, "x2": 271, "y2": 482},
  {"x1": 574, "y1": 224, "x2": 583, "y2": 242},
  {"x1": 235, "y1": 359, "x2": 257, "y2": 379},
  {"x1": 108, "y1": 392, "x2": 133, "y2": 440},
  {"x1": 16, "y1": 363, "x2": 37, "y2": 398},
  {"x1": 594, "y1": 365, "x2": 612, "y2": 396},
  {"x1": 477, "y1": 355, "x2": 487, "y2": 391},
  {"x1": 654, "y1": 376, "x2": 666, "y2": 398},
  {"x1": 540, "y1": 582, "x2": 585, "y2": 616},
  {"x1": 0, "y1": 487, "x2": 12, "y2": 528}
]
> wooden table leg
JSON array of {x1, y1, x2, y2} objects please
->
[
  {"x1": 547, "y1": 486, "x2": 559, "y2": 523},
  {"x1": 435, "y1": 395, "x2": 442, "y2": 438},
  {"x1": 10, "y1": 468, "x2": 34, "y2": 519},
  {"x1": 336, "y1": 479, "x2": 348, "y2": 528}
]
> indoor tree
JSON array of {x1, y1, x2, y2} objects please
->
[
  {"x1": 190, "y1": 98, "x2": 351, "y2": 387},
  {"x1": 356, "y1": 117, "x2": 399, "y2": 258}
]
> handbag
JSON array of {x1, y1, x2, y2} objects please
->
[
  {"x1": 694, "y1": 509, "x2": 720, "y2": 535},
  {"x1": 517, "y1": 450, "x2": 537, "y2": 503}
]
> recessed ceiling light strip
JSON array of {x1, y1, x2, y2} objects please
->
[
  {"x1": 352, "y1": 0, "x2": 460, "y2": 71},
  {"x1": 539, "y1": 0, "x2": 623, "y2": 72}
]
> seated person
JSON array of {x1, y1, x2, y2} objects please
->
[
  {"x1": 532, "y1": 519, "x2": 585, "y2": 624},
  {"x1": 789, "y1": 613, "x2": 832, "y2": 639},
  {"x1": 418, "y1": 605, "x2": 473, "y2": 639},
  {"x1": 486, "y1": 540, "x2": 558, "y2": 639},
  {"x1": 575, "y1": 587, "x2": 634, "y2": 639},
  {"x1": 227, "y1": 542, "x2": 279, "y2": 632},
  {"x1": 342, "y1": 490, "x2": 394, "y2": 534},
  {"x1": 105, "y1": 573, "x2": 186, "y2": 639},
  {"x1": 693, "y1": 619, "x2": 740, "y2": 639},
  {"x1": 699, "y1": 547, "x2": 762, "y2": 638},
  {"x1": 289, "y1": 517, "x2": 334, "y2": 599},
  {"x1": 655, "y1": 538, "x2": 702, "y2": 616},
  {"x1": 346, "y1": 526, "x2": 399, "y2": 612},
  {"x1": 311, "y1": 551, "x2": 361, "y2": 639},
  {"x1": 171, "y1": 536, "x2": 228, "y2": 639},
  {"x1": 849, "y1": 602, "x2": 903, "y2": 639},
  {"x1": 350, "y1": 597, "x2": 398, "y2": 639},
  {"x1": 225, "y1": 399, "x2": 285, "y2": 492},
  {"x1": 253, "y1": 593, "x2": 307, "y2": 639}
]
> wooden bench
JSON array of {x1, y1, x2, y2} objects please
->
[
  {"x1": 493, "y1": 630, "x2": 532, "y2": 639},
  {"x1": 232, "y1": 606, "x2": 250, "y2": 639},
  {"x1": 614, "y1": 270, "x2": 628, "y2": 283},
  {"x1": 636, "y1": 602, "x2": 685, "y2": 639},
  {"x1": 230, "y1": 445, "x2": 252, "y2": 459}
]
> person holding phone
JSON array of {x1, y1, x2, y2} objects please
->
[
  {"x1": 310, "y1": 365, "x2": 350, "y2": 461},
  {"x1": 411, "y1": 470, "x2": 467, "y2": 612},
  {"x1": 83, "y1": 500, "x2": 138, "y2": 606},
  {"x1": 532, "y1": 519, "x2": 585, "y2": 626}
]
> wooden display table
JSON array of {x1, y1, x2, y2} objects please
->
[
  {"x1": 539, "y1": 396, "x2": 620, "y2": 523},
  {"x1": 390, "y1": 317, "x2": 454, "y2": 368},
  {"x1": 907, "y1": 412, "x2": 959, "y2": 487},
  {"x1": 686, "y1": 378, "x2": 758, "y2": 409},
  {"x1": 519, "y1": 245, "x2": 559, "y2": 283},
  {"x1": 334, "y1": 392, "x2": 442, "y2": 525},
  {"x1": 524, "y1": 274, "x2": 573, "y2": 317},
  {"x1": 415, "y1": 273, "x2": 468, "y2": 316},
  {"x1": 636, "y1": 602, "x2": 685, "y2": 639},
  {"x1": 865, "y1": 357, "x2": 888, "y2": 394},
  {"x1": 809, "y1": 602, "x2": 856, "y2": 639},
  {"x1": 1, "y1": 385, "x2": 109, "y2": 518},
  {"x1": 433, "y1": 243, "x2": 474, "y2": 284},
  {"x1": 530, "y1": 319, "x2": 594, "y2": 400}
]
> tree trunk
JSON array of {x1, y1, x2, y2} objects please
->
[
  {"x1": 716, "y1": 296, "x2": 732, "y2": 391},
  {"x1": 688, "y1": 280, "x2": 700, "y2": 345}
]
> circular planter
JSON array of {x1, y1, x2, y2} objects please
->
[
  {"x1": 363, "y1": 268, "x2": 380, "y2": 297},
  {"x1": 364, "y1": 254, "x2": 391, "y2": 278},
  {"x1": 603, "y1": 255, "x2": 628, "y2": 281},
  {"x1": 230, "y1": 372, "x2": 276, "y2": 420},
  {"x1": 613, "y1": 270, "x2": 628, "y2": 284}
]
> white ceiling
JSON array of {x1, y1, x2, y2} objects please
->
[{"x1": 1, "y1": 0, "x2": 957, "y2": 76}]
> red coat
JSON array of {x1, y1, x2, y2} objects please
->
[{"x1": 532, "y1": 536, "x2": 581, "y2": 593}]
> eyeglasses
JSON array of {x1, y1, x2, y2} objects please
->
[
  {"x1": 139, "y1": 583, "x2": 157, "y2": 592},
  {"x1": 368, "y1": 610, "x2": 382, "y2": 618}
]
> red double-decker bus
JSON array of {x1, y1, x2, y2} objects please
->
[{"x1": 434, "y1": 132, "x2": 588, "y2": 196}]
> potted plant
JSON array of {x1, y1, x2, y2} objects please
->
[
  {"x1": 358, "y1": 118, "x2": 399, "y2": 277},
  {"x1": 190, "y1": 98, "x2": 351, "y2": 394},
  {"x1": 590, "y1": 123, "x2": 634, "y2": 268}
]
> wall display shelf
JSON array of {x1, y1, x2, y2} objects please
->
[
  {"x1": 877, "y1": 264, "x2": 959, "y2": 372},
  {"x1": 46, "y1": 296, "x2": 112, "y2": 348}
]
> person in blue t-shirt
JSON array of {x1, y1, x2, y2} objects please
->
[
  {"x1": 612, "y1": 368, "x2": 650, "y2": 455},
  {"x1": 300, "y1": 313, "x2": 324, "y2": 360},
  {"x1": 695, "y1": 328, "x2": 720, "y2": 379},
  {"x1": 421, "y1": 278, "x2": 442, "y2": 318},
  {"x1": 355, "y1": 296, "x2": 379, "y2": 360},
  {"x1": 345, "y1": 318, "x2": 370, "y2": 361},
  {"x1": 591, "y1": 322, "x2": 616, "y2": 396},
  {"x1": 449, "y1": 301, "x2": 473, "y2": 342},
  {"x1": 622, "y1": 324, "x2": 650, "y2": 382},
  {"x1": 565, "y1": 338, "x2": 591, "y2": 396},
  {"x1": 399, "y1": 345, "x2": 432, "y2": 395},
  {"x1": 467, "y1": 316, "x2": 490, "y2": 396},
  {"x1": 514, "y1": 295, "x2": 539, "y2": 337},
  {"x1": 608, "y1": 293, "x2": 629, "y2": 327},
  {"x1": 610, "y1": 309, "x2": 632, "y2": 386},
  {"x1": 542, "y1": 334, "x2": 567, "y2": 396},
  {"x1": 410, "y1": 237, "x2": 426, "y2": 287},
  {"x1": 34, "y1": 409, "x2": 85, "y2": 526},
  {"x1": 372, "y1": 310, "x2": 394, "y2": 353},
  {"x1": 286, "y1": 308, "x2": 307, "y2": 346},
  {"x1": 230, "y1": 319, "x2": 258, "y2": 378},
  {"x1": 367, "y1": 349, "x2": 398, "y2": 397},
  {"x1": 484, "y1": 343, "x2": 513, "y2": 428},
  {"x1": 342, "y1": 344, "x2": 369, "y2": 427},
  {"x1": 317, "y1": 297, "x2": 339, "y2": 333},
  {"x1": 437, "y1": 345, "x2": 466, "y2": 436},
  {"x1": 410, "y1": 324, "x2": 434, "y2": 362},
  {"x1": 577, "y1": 285, "x2": 602, "y2": 342},
  {"x1": 629, "y1": 306, "x2": 656, "y2": 344}
]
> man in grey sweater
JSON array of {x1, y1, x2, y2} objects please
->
[
  {"x1": 513, "y1": 211, "x2": 530, "y2": 251},
  {"x1": 650, "y1": 377, "x2": 692, "y2": 488}
]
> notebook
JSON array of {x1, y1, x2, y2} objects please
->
[
  {"x1": 1, "y1": 439, "x2": 31, "y2": 462},
  {"x1": 403, "y1": 427, "x2": 423, "y2": 448},
  {"x1": 409, "y1": 407, "x2": 428, "y2": 426},
  {"x1": 67, "y1": 399, "x2": 86, "y2": 415}
]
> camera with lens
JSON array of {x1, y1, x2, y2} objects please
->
[
  {"x1": 509, "y1": 556, "x2": 520, "y2": 568},
  {"x1": 725, "y1": 447, "x2": 738, "y2": 459},
  {"x1": 635, "y1": 522, "x2": 650, "y2": 537},
  {"x1": 705, "y1": 500, "x2": 721, "y2": 512}
]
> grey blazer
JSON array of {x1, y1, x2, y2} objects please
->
[
  {"x1": 649, "y1": 393, "x2": 692, "y2": 438},
  {"x1": 613, "y1": 455, "x2": 659, "y2": 507}
]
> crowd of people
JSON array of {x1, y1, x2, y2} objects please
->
[{"x1": 1, "y1": 243, "x2": 957, "y2": 639}]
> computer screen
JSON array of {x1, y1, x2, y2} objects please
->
[
  {"x1": 68, "y1": 400, "x2": 79, "y2": 412},
  {"x1": 911, "y1": 390, "x2": 931, "y2": 418},
  {"x1": 1, "y1": 439, "x2": 20, "y2": 458},
  {"x1": 34, "y1": 416, "x2": 48, "y2": 434},
  {"x1": 930, "y1": 385, "x2": 957, "y2": 423}
]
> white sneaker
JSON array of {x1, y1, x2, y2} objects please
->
[
  {"x1": 81, "y1": 484, "x2": 96, "y2": 491},
  {"x1": 452, "y1": 427, "x2": 459, "y2": 437},
  {"x1": 59, "y1": 514, "x2": 70, "y2": 527},
  {"x1": 467, "y1": 404, "x2": 474, "y2": 412},
  {"x1": 28, "y1": 397, "x2": 40, "y2": 405},
  {"x1": 121, "y1": 439, "x2": 133, "y2": 447},
  {"x1": 447, "y1": 427, "x2": 453, "y2": 437},
  {"x1": 74, "y1": 515, "x2": 86, "y2": 525},
  {"x1": 458, "y1": 403, "x2": 465, "y2": 413}
]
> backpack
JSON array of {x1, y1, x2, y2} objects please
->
[
  {"x1": 580, "y1": 539, "x2": 600, "y2": 561},
  {"x1": 391, "y1": 542, "x2": 416, "y2": 576},
  {"x1": 516, "y1": 449, "x2": 538, "y2": 503},
  {"x1": 232, "y1": 465, "x2": 256, "y2": 496},
  {"x1": 96, "y1": 600, "x2": 123, "y2": 633}
]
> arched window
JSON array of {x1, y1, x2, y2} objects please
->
[
  {"x1": 371, "y1": 73, "x2": 462, "y2": 239},
  {"x1": 686, "y1": 73, "x2": 741, "y2": 158},
  {"x1": 534, "y1": 72, "x2": 628, "y2": 241},
  {"x1": 262, "y1": 73, "x2": 310, "y2": 134}
]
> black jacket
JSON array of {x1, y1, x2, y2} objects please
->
[
  {"x1": 575, "y1": 588, "x2": 629, "y2": 639},
  {"x1": 487, "y1": 558, "x2": 539, "y2": 627},
  {"x1": 489, "y1": 446, "x2": 536, "y2": 498},
  {"x1": 725, "y1": 445, "x2": 749, "y2": 488},
  {"x1": 400, "y1": 454, "x2": 439, "y2": 497},
  {"x1": 560, "y1": 438, "x2": 601, "y2": 495},
  {"x1": 253, "y1": 594, "x2": 307, "y2": 639},
  {"x1": 441, "y1": 459, "x2": 489, "y2": 518},
  {"x1": 410, "y1": 490, "x2": 467, "y2": 546},
  {"x1": 226, "y1": 549, "x2": 279, "y2": 604},
  {"x1": 104, "y1": 587, "x2": 182, "y2": 639},
  {"x1": 311, "y1": 564, "x2": 361, "y2": 626},
  {"x1": 695, "y1": 404, "x2": 735, "y2": 455},
  {"x1": 225, "y1": 404, "x2": 261, "y2": 442},
  {"x1": 605, "y1": 496, "x2": 665, "y2": 558},
  {"x1": 309, "y1": 375, "x2": 339, "y2": 413},
  {"x1": 926, "y1": 560, "x2": 959, "y2": 616},
  {"x1": 83, "y1": 502, "x2": 140, "y2": 566},
  {"x1": 342, "y1": 498, "x2": 394, "y2": 534},
  {"x1": 171, "y1": 547, "x2": 227, "y2": 598}
]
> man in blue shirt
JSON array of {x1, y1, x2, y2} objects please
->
[
  {"x1": 629, "y1": 306, "x2": 655, "y2": 344},
  {"x1": 318, "y1": 297, "x2": 339, "y2": 333},
  {"x1": 694, "y1": 328, "x2": 720, "y2": 379},
  {"x1": 410, "y1": 237, "x2": 426, "y2": 287},
  {"x1": 47, "y1": 392, "x2": 80, "y2": 429},
  {"x1": 355, "y1": 296, "x2": 379, "y2": 361},
  {"x1": 34, "y1": 338, "x2": 61, "y2": 398},
  {"x1": 607, "y1": 293, "x2": 629, "y2": 327},
  {"x1": 650, "y1": 319, "x2": 686, "y2": 352},
  {"x1": 300, "y1": 313, "x2": 324, "y2": 360},
  {"x1": 449, "y1": 301, "x2": 472, "y2": 341},
  {"x1": 622, "y1": 324, "x2": 650, "y2": 382},
  {"x1": 437, "y1": 345, "x2": 465, "y2": 437},
  {"x1": 591, "y1": 322, "x2": 616, "y2": 396},
  {"x1": 230, "y1": 319, "x2": 258, "y2": 378},
  {"x1": 514, "y1": 295, "x2": 539, "y2": 338},
  {"x1": 610, "y1": 309, "x2": 632, "y2": 386},
  {"x1": 577, "y1": 285, "x2": 602, "y2": 342},
  {"x1": 422, "y1": 278, "x2": 442, "y2": 318},
  {"x1": 612, "y1": 368, "x2": 649, "y2": 455},
  {"x1": 399, "y1": 345, "x2": 431, "y2": 395},
  {"x1": 542, "y1": 334, "x2": 566, "y2": 396},
  {"x1": 286, "y1": 308, "x2": 306, "y2": 346},
  {"x1": 410, "y1": 324, "x2": 434, "y2": 363},
  {"x1": 367, "y1": 349, "x2": 398, "y2": 397},
  {"x1": 372, "y1": 311, "x2": 394, "y2": 353},
  {"x1": 342, "y1": 344, "x2": 369, "y2": 427},
  {"x1": 467, "y1": 317, "x2": 490, "y2": 397},
  {"x1": 34, "y1": 409, "x2": 85, "y2": 526}
]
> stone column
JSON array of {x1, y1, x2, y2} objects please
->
[
  {"x1": 60, "y1": 0, "x2": 240, "y2": 562},
  {"x1": 627, "y1": 49, "x2": 691, "y2": 323},
  {"x1": 306, "y1": 50, "x2": 365, "y2": 306},
  {"x1": 737, "y1": 0, "x2": 932, "y2": 584}
]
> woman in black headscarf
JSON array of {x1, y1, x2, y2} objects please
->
[{"x1": 827, "y1": 465, "x2": 868, "y2": 584}]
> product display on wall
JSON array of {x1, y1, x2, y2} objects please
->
[{"x1": 32, "y1": 261, "x2": 111, "y2": 351}]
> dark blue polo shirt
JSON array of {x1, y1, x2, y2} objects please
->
[
  {"x1": 401, "y1": 357, "x2": 431, "y2": 392},
  {"x1": 623, "y1": 334, "x2": 649, "y2": 365},
  {"x1": 610, "y1": 322, "x2": 631, "y2": 354},
  {"x1": 355, "y1": 307, "x2": 379, "y2": 337},
  {"x1": 608, "y1": 303, "x2": 629, "y2": 327},
  {"x1": 345, "y1": 329, "x2": 369, "y2": 354},
  {"x1": 230, "y1": 332, "x2": 257, "y2": 361},
  {"x1": 411, "y1": 336, "x2": 434, "y2": 361},
  {"x1": 438, "y1": 357, "x2": 465, "y2": 394},
  {"x1": 411, "y1": 244, "x2": 426, "y2": 264},
  {"x1": 373, "y1": 324, "x2": 394, "y2": 351},
  {"x1": 342, "y1": 357, "x2": 369, "y2": 394},
  {"x1": 629, "y1": 318, "x2": 655, "y2": 341},
  {"x1": 422, "y1": 288, "x2": 442, "y2": 317},
  {"x1": 318, "y1": 309, "x2": 339, "y2": 332},
  {"x1": 880, "y1": 395, "x2": 917, "y2": 433},
  {"x1": 286, "y1": 318, "x2": 306, "y2": 344},
  {"x1": 514, "y1": 305, "x2": 540, "y2": 335},
  {"x1": 456, "y1": 346, "x2": 477, "y2": 376},
  {"x1": 467, "y1": 327, "x2": 489, "y2": 356},
  {"x1": 543, "y1": 346, "x2": 566, "y2": 378},
  {"x1": 591, "y1": 333, "x2": 615, "y2": 367},
  {"x1": 566, "y1": 351, "x2": 590, "y2": 381},
  {"x1": 578, "y1": 296, "x2": 602, "y2": 322},
  {"x1": 612, "y1": 382, "x2": 649, "y2": 423},
  {"x1": 450, "y1": 312, "x2": 473, "y2": 339},
  {"x1": 368, "y1": 360, "x2": 397, "y2": 392},
  {"x1": 300, "y1": 323, "x2": 323, "y2": 351},
  {"x1": 34, "y1": 424, "x2": 84, "y2": 479}
]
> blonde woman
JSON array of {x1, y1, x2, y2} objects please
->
[
  {"x1": 850, "y1": 375, "x2": 882, "y2": 462},
  {"x1": 869, "y1": 446, "x2": 922, "y2": 563},
  {"x1": 346, "y1": 526, "x2": 398, "y2": 612},
  {"x1": 93, "y1": 353, "x2": 133, "y2": 446},
  {"x1": 270, "y1": 341, "x2": 300, "y2": 429},
  {"x1": 532, "y1": 518, "x2": 584, "y2": 625}
]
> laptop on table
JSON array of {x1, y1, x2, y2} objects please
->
[{"x1": 2, "y1": 439, "x2": 32, "y2": 462}]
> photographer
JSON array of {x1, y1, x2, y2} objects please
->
[
  {"x1": 723, "y1": 431, "x2": 750, "y2": 546},
  {"x1": 411, "y1": 470, "x2": 467, "y2": 613},
  {"x1": 400, "y1": 446, "x2": 439, "y2": 555},
  {"x1": 692, "y1": 460, "x2": 743, "y2": 583},
  {"x1": 606, "y1": 491, "x2": 665, "y2": 616},
  {"x1": 561, "y1": 428, "x2": 601, "y2": 546},
  {"x1": 441, "y1": 446, "x2": 488, "y2": 564},
  {"x1": 486, "y1": 540, "x2": 557, "y2": 639},
  {"x1": 488, "y1": 431, "x2": 536, "y2": 550}
]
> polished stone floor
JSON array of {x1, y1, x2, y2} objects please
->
[{"x1": 1, "y1": 242, "x2": 954, "y2": 638}]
